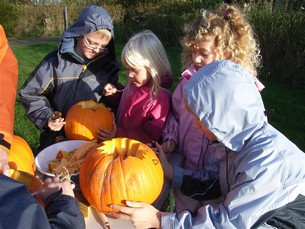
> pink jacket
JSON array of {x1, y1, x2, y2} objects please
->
[
  {"x1": 116, "y1": 83, "x2": 171, "y2": 144},
  {"x1": 163, "y1": 72, "x2": 209, "y2": 171},
  {"x1": 163, "y1": 66, "x2": 211, "y2": 213}
]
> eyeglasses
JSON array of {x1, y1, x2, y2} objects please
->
[{"x1": 82, "y1": 36, "x2": 107, "y2": 52}]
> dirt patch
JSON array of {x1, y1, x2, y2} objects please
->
[{"x1": 9, "y1": 37, "x2": 60, "y2": 46}]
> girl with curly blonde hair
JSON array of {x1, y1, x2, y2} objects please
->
[
  {"x1": 181, "y1": 3, "x2": 261, "y2": 76},
  {"x1": 161, "y1": 3, "x2": 265, "y2": 214}
]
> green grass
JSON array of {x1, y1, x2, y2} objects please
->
[
  {"x1": 261, "y1": 81, "x2": 305, "y2": 150},
  {"x1": 13, "y1": 43, "x2": 59, "y2": 155},
  {"x1": 11, "y1": 43, "x2": 305, "y2": 155}
]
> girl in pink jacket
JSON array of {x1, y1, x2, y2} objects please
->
[{"x1": 100, "y1": 30, "x2": 173, "y2": 145}]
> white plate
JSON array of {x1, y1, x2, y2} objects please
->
[{"x1": 35, "y1": 140, "x2": 87, "y2": 177}]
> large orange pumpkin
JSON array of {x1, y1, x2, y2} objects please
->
[
  {"x1": 79, "y1": 138, "x2": 164, "y2": 213},
  {"x1": 8, "y1": 135, "x2": 36, "y2": 176},
  {"x1": 64, "y1": 100, "x2": 114, "y2": 141}
]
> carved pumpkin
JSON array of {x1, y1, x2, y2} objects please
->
[
  {"x1": 8, "y1": 135, "x2": 35, "y2": 176},
  {"x1": 64, "y1": 100, "x2": 114, "y2": 141},
  {"x1": 79, "y1": 138, "x2": 164, "y2": 213}
]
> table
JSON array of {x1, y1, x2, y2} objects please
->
[{"x1": 85, "y1": 207, "x2": 134, "y2": 229}]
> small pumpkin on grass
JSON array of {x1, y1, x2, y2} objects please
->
[
  {"x1": 8, "y1": 135, "x2": 36, "y2": 176},
  {"x1": 64, "y1": 100, "x2": 114, "y2": 141},
  {"x1": 79, "y1": 138, "x2": 164, "y2": 213}
]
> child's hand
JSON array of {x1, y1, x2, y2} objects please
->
[
  {"x1": 38, "y1": 177, "x2": 75, "y2": 203},
  {"x1": 48, "y1": 117, "x2": 66, "y2": 131},
  {"x1": 97, "y1": 120, "x2": 117, "y2": 142},
  {"x1": 162, "y1": 139, "x2": 176, "y2": 154},
  {"x1": 150, "y1": 142, "x2": 174, "y2": 181},
  {"x1": 102, "y1": 83, "x2": 117, "y2": 96},
  {"x1": 0, "y1": 148, "x2": 10, "y2": 176},
  {"x1": 110, "y1": 201, "x2": 162, "y2": 229}
]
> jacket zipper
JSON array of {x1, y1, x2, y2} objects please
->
[{"x1": 81, "y1": 54, "x2": 104, "y2": 73}]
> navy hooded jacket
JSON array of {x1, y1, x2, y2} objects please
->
[
  {"x1": 0, "y1": 174, "x2": 85, "y2": 229},
  {"x1": 19, "y1": 5, "x2": 120, "y2": 131}
]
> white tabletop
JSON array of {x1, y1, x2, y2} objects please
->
[{"x1": 85, "y1": 207, "x2": 134, "y2": 229}]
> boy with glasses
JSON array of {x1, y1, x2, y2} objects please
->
[
  {"x1": 19, "y1": 5, "x2": 120, "y2": 151},
  {"x1": 0, "y1": 24, "x2": 85, "y2": 229}
]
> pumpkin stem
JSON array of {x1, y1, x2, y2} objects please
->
[
  {"x1": 113, "y1": 151, "x2": 128, "y2": 160},
  {"x1": 80, "y1": 100, "x2": 101, "y2": 111}
]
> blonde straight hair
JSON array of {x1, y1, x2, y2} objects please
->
[
  {"x1": 93, "y1": 29, "x2": 111, "y2": 40},
  {"x1": 121, "y1": 30, "x2": 172, "y2": 98}
]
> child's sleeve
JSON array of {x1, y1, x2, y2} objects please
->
[
  {"x1": 0, "y1": 25, "x2": 18, "y2": 152},
  {"x1": 161, "y1": 112, "x2": 179, "y2": 145},
  {"x1": 44, "y1": 190, "x2": 85, "y2": 228}
]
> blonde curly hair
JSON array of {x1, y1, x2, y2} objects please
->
[{"x1": 181, "y1": 3, "x2": 261, "y2": 76}]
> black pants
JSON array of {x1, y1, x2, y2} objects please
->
[{"x1": 252, "y1": 195, "x2": 305, "y2": 229}]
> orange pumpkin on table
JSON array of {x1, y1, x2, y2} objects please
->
[
  {"x1": 64, "y1": 100, "x2": 114, "y2": 141},
  {"x1": 79, "y1": 138, "x2": 164, "y2": 213},
  {"x1": 8, "y1": 135, "x2": 36, "y2": 176}
]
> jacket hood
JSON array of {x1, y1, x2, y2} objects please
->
[
  {"x1": 183, "y1": 60, "x2": 266, "y2": 151},
  {"x1": 59, "y1": 5, "x2": 114, "y2": 57},
  {"x1": 62, "y1": 5, "x2": 114, "y2": 38}
]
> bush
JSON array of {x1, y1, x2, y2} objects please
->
[
  {"x1": 3, "y1": 1, "x2": 305, "y2": 88},
  {"x1": 113, "y1": 0, "x2": 222, "y2": 45},
  {"x1": 0, "y1": 1, "x2": 18, "y2": 37},
  {"x1": 13, "y1": 4, "x2": 77, "y2": 38},
  {"x1": 250, "y1": 9, "x2": 305, "y2": 87}
]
